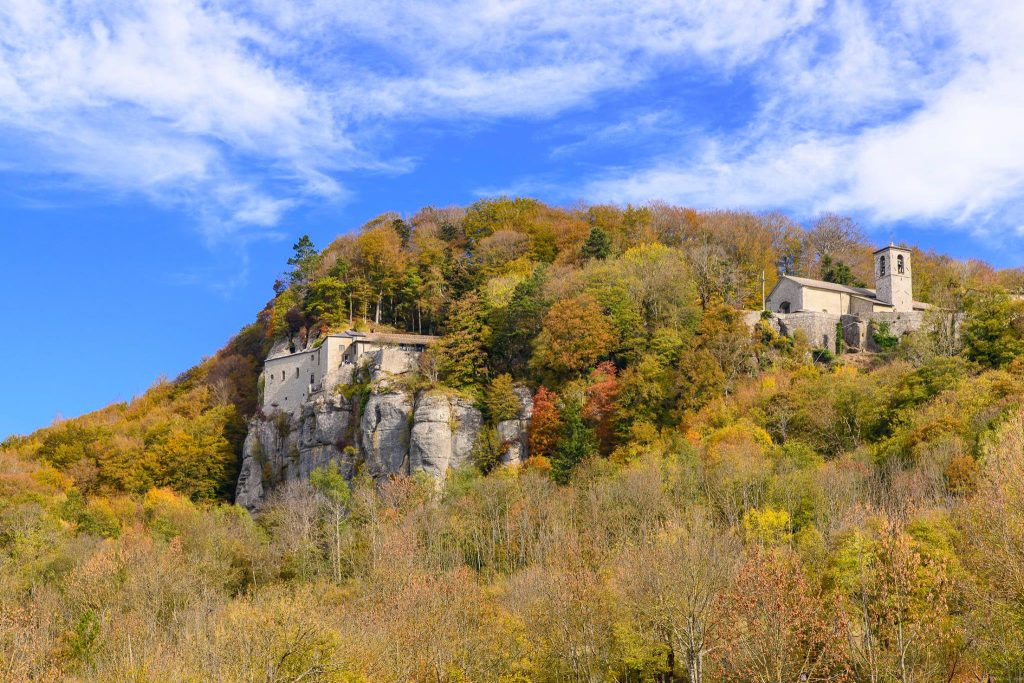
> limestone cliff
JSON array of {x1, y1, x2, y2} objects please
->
[{"x1": 235, "y1": 339, "x2": 533, "y2": 510}]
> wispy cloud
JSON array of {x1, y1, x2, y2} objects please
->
[
  {"x1": 0, "y1": 0, "x2": 824, "y2": 237},
  {"x1": 0, "y1": 0, "x2": 349, "y2": 239},
  {"x1": 2, "y1": 0, "x2": 1023, "y2": 244},
  {"x1": 575, "y1": 1, "x2": 1024, "y2": 243}
]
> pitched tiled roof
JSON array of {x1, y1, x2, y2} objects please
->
[{"x1": 783, "y1": 275, "x2": 878, "y2": 298}]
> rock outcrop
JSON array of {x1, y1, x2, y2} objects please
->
[
  {"x1": 409, "y1": 392, "x2": 483, "y2": 481},
  {"x1": 235, "y1": 384, "x2": 531, "y2": 511},
  {"x1": 235, "y1": 393, "x2": 356, "y2": 511},
  {"x1": 361, "y1": 392, "x2": 414, "y2": 477},
  {"x1": 497, "y1": 386, "x2": 533, "y2": 466}
]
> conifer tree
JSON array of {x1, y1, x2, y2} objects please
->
[
  {"x1": 433, "y1": 293, "x2": 491, "y2": 389},
  {"x1": 551, "y1": 395, "x2": 597, "y2": 484},
  {"x1": 581, "y1": 226, "x2": 612, "y2": 260},
  {"x1": 287, "y1": 234, "x2": 319, "y2": 286}
]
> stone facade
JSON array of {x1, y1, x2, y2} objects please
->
[
  {"x1": 766, "y1": 243, "x2": 924, "y2": 317},
  {"x1": 758, "y1": 239, "x2": 930, "y2": 353},
  {"x1": 261, "y1": 331, "x2": 436, "y2": 415},
  {"x1": 765, "y1": 276, "x2": 904, "y2": 316}
]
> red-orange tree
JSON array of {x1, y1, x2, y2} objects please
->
[
  {"x1": 528, "y1": 386, "x2": 562, "y2": 460},
  {"x1": 584, "y1": 361, "x2": 620, "y2": 455},
  {"x1": 719, "y1": 549, "x2": 849, "y2": 682}
]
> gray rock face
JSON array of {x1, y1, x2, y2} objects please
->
[
  {"x1": 409, "y1": 393, "x2": 485, "y2": 481},
  {"x1": 450, "y1": 396, "x2": 483, "y2": 468},
  {"x1": 235, "y1": 394, "x2": 355, "y2": 511},
  {"x1": 235, "y1": 384, "x2": 532, "y2": 511},
  {"x1": 361, "y1": 392, "x2": 414, "y2": 477},
  {"x1": 409, "y1": 393, "x2": 455, "y2": 480}
]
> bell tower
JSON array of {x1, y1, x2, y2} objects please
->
[{"x1": 874, "y1": 244, "x2": 913, "y2": 312}]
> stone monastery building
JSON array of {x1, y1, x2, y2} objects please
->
[
  {"x1": 766, "y1": 245, "x2": 927, "y2": 315},
  {"x1": 262, "y1": 331, "x2": 436, "y2": 414},
  {"x1": 760, "y1": 244, "x2": 930, "y2": 352}
]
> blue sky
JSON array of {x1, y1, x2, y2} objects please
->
[{"x1": 2, "y1": 0, "x2": 1024, "y2": 437}]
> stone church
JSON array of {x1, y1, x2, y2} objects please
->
[
  {"x1": 766, "y1": 244, "x2": 928, "y2": 315},
  {"x1": 759, "y1": 244, "x2": 930, "y2": 352}
]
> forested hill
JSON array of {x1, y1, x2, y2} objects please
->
[
  {"x1": 4, "y1": 198, "x2": 1024, "y2": 679},
  {"x1": 3, "y1": 198, "x2": 1023, "y2": 501}
]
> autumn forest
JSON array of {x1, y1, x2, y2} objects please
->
[{"x1": 4, "y1": 198, "x2": 1024, "y2": 682}]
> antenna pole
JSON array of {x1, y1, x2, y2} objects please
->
[{"x1": 761, "y1": 270, "x2": 766, "y2": 311}]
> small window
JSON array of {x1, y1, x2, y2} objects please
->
[
  {"x1": 295, "y1": 368, "x2": 299, "y2": 378},
  {"x1": 281, "y1": 371, "x2": 285, "y2": 381}
]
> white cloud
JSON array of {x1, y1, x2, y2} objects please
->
[
  {"x1": 0, "y1": 0, "x2": 828, "y2": 237},
  {"x1": 578, "y1": 0, "x2": 1024, "y2": 242},
  {"x1": 2, "y1": 0, "x2": 1023, "y2": 243},
  {"x1": 0, "y1": 0, "x2": 349, "y2": 238}
]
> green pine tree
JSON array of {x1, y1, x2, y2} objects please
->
[
  {"x1": 433, "y1": 293, "x2": 491, "y2": 389},
  {"x1": 581, "y1": 226, "x2": 612, "y2": 260},
  {"x1": 551, "y1": 395, "x2": 597, "y2": 484},
  {"x1": 287, "y1": 235, "x2": 319, "y2": 286}
]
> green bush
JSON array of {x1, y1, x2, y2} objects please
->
[
  {"x1": 811, "y1": 348, "x2": 834, "y2": 364},
  {"x1": 872, "y1": 321, "x2": 900, "y2": 351}
]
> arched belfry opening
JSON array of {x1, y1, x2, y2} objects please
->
[
  {"x1": 879, "y1": 255, "x2": 886, "y2": 276},
  {"x1": 897, "y1": 254, "x2": 905, "y2": 274}
]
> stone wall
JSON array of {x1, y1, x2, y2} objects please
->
[
  {"x1": 750, "y1": 309, "x2": 927, "y2": 354},
  {"x1": 862, "y1": 311, "x2": 926, "y2": 352},
  {"x1": 773, "y1": 311, "x2": 843, "y2": 350},
  {"x1": 262, "y1": 345, "x2": 327, "y2": 415}
]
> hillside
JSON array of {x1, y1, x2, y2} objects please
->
[{"x1": 3, "y1": 198, "x2": 1024, "y2": 680}]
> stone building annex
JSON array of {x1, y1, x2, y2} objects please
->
[
  {"x1": 261, "y1": 330, "x2": 437, "y2": 414},
  {"x1": 759, "y1": 244, "x2": 930, "y2": 352}
]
